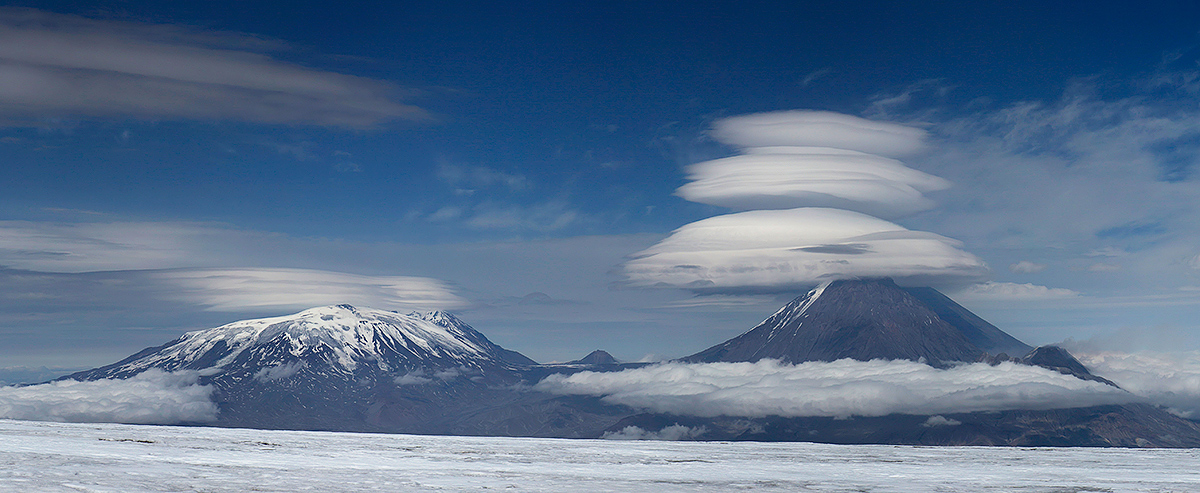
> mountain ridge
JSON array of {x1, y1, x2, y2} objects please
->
[{"x1": 52, "y1": 285, "x2": 1200, "y2": 446}]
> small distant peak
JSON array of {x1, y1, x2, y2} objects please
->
[
  {"x1": 1021, "y1": 345, "x2": 1120, "y2": 387},
  {"x1": 335, "y1": 303, "x2": 357, "y2": 311},
  {"x1": 568, "y1": 350, "x2": 619, "y2": 365}
]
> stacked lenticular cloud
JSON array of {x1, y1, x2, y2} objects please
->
[{"x1": 625, "y1": 110, "x2": 987, "y2": 292}]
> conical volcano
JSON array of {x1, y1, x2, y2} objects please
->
[{"x1": 684, "y1": 278, "x2": 1030, "y2": 366}]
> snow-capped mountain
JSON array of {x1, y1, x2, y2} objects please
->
[{"x1": 69, "y1": 305, "x2": 536, "y2": 382}]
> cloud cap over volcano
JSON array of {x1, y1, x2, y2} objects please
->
[
  {"x1": 677, "y1": 147, "x2": 950, "y2": 218},
  {"x1": 623, "y1": 208, "x2": 987, "y2": 293},
  {"x1": 710, "y1": 110, "x2": 929, "y2": 157}
]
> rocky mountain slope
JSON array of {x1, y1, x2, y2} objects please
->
[{"x1": 684, "y1": 278, "x2": 1018, "y2": 366}]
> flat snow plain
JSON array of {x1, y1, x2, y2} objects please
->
[{"x1": 2, "y1": 419, "x2": 1198, "y2": 492}]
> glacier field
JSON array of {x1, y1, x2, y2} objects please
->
[{"x1": 2, "y1": 419, "x2": 1198, "y2": 492}]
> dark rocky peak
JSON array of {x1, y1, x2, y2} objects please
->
[
  {"x1": 568, "y1": 350, "x2": 619, "y2": 365},
  {"x1": 900, "y1": 286, "x2": 1032, "y2": 356},
  {"x1": 1023, "y1": 346, "x2": 1118, "y2": 387},
  {"x1": 684, "y1": 278, "x2": 991, "y2": 366},
  {"x1": 977, "y1": 345, "x2": 1118, "y2": 387}
]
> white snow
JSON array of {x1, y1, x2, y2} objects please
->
[
  {"x1": 1, "y1": 419, "x2": 1197, "y2": 492},
  {"x1": 106, "y1": 305, "x2": 496, "y2": 376}
]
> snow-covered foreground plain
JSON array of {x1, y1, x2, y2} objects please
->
[{"x1": 2, "y1": 420, "x2": 1199, "y2": 492}]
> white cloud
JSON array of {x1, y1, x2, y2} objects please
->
[
  {"x1": 0, "y1": 221, "x2": 240, "y2": 272},
  {"x1": 0, "y1": 369, "x2": 217, "y2": 424},
  {"x1": 464, "y1": 202, "x2": 579, "y2": 231},
  {"x1": 437, "y1": 163, "x2": 529, "y2": 191},
  {"x1": 1008, "y1": 261, "x2": 1047, "y2": 274},
  {"x1": 253, "y1": 361, "x2": 306, "y2": 382},
  {"x1": 0, "y1": 221, "x2": 468, "y2": 312},
  {"x1": 676, "y1": 147, "x2": 950, "y2": 218},
  {"x1": 623, "y1": 208, "x2": 986, "y2": 293},
  {"x1": 0, "y1": 8, "x2": 423, "y2": 126},
  {"x1": 1088, "y1": 263, "x2": 1122, "y2": 273},
  {"x1": 953, "y1": 281, "x2": 1079, "y2": 301},
  {"x1": 635, "y1": 110, "x2": 981, "y2": 294},
  {"x1": 535, "y1": 359, "x2": 1133, "y2": 418},
  {"x1": 157, "y1": 268, "x2": 467, "y2": 312},
  {"x1": 921, "y1": 415, "x2": 961, "y2": 427},
  {"x1": 1085, "y1": 247, "x2": 1129, "y2": 258},
  {"x1": 1072, "y1": 351, "x2": 1200, "y2": 418},
  {"x1": 428, "y1": 207, "x2": 465, "y2": 222},
  {"x1": 711, "y1": 110, "x2": 928, "y2": 157},
  {"x1": 900, "y1": 79, "x2": 1200, "y2": 302},
  {"x1": 601, "y1": 424, "x2": 707, "y2": 441}
]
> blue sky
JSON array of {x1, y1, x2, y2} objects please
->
[{"x1": 5, "y1": 1, "x2": 1200, "y2": 372}]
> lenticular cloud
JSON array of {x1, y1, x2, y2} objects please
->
[
  {"x1": 710, "y1": 110, "x2": 928, "y2": 157},
  {"x1": 624, "y1": 208, "x2": 986, "y2": 292},
  {"x1": 626, "y1": 110, "x2": 986, "y2": 292},
  {"x1": 677, "y1": 147, "x2": 950, "y2": 218}
]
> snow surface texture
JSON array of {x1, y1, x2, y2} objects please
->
[
  {"x1": 2, "y1": 420, "x2": 1197, "y2": 493},
  {"x1": 535, "y1": 358, "x2": 1136, "y2": 418}
]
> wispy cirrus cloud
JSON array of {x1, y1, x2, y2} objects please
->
[
  {"x1": 0, "y1": 8, "x2": 424, "y2": 126},
  {"x1": 895, "y1": 75, "x2": 1200, "y2": 300}
]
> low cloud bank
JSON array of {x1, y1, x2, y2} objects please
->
[
  {"x1": 0, "y1": 369, "x2": 217, "y2": 424},
  {"x1": 1073, "y1": 351, "x2": 1200, "y2": 419},
  {"x1": 535, "y1": 359, "x2": 1134, "y2": 418},
  {"x1": 602, "y1": 424, "x2": 708, "y2": 441}
]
